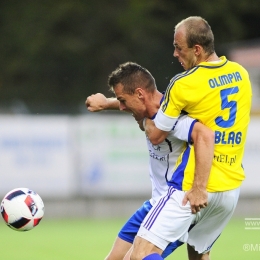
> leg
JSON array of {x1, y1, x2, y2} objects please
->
[
  {"x1": 125, "y1": 237, "x2": 184, "y2": 260},
  {"x1": 123, "y1": 246, "x2": 133, "y2": 260},
  {"x1": 187, "y1": 244, "x2": 210, "y2": 260},
  {"x1": 105, "y1": 236, "x2": 132, "y2": 260},
  {"x1": 130, "y1": 236, "x2": 163, "y2": 260},
  {"x1": 130, "y1": 189, "x2": 195, "y2": 259},
  {"x1": 106, "y1": 200, "x2": 153, "y2": 259}
]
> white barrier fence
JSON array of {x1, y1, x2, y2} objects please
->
[{"x1": 0, "y1": 114, "x2": 259, "y2": 199}]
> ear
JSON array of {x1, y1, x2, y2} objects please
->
[
  {"x1": 194, "y1": 44, "x2": 203, "y2": 56},
  {"x1": 135, "y1": 88, "x2": 145, "y2": 99}
]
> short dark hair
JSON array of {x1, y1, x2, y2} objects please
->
[
  {"x1": 108, "y1": 62, "x2": 156, "y2": 94},
  {"x1": 176, "y1": 16, "x2": 215, "y2": 55}
]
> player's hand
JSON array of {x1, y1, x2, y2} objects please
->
[
  {"x1": 182, "y1": 187, "x2": 208, "y2": 214},
  {"x1": 85, "y1": 93, "x2": 108, "y2": 112}
]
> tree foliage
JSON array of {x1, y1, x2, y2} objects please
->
[{"x1": 0, "y1": 0, "x2": 260, "y2": 113}]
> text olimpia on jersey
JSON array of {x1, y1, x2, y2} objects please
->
[{"x1": 155, "y1": 56, "x2": 252, "y2": 192}]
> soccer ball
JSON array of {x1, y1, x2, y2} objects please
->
[{"x1": 1, "y1": 188, "x2": 44, "y2": 231}]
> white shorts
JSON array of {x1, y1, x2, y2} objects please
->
[{"x1": 137, "y1": 186, "x2": 240, "y2": 254}]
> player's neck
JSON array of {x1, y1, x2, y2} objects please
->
[
  {"x1": 204, "y1": 52, "x2": 220, "y2": 62},
  {"x1": 146, "y1": 90, "x2": 163, "y2": 118}
]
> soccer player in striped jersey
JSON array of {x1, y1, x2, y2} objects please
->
[
  {"x1": 130, "y1": 16, "x2": 252, "y2": 260},
  {"x1": 85, "y1": 62, "x2": 214, "y2": 260}
]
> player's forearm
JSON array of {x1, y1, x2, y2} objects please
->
[
  {"x1": 144, "y1": 118, "x2": 168, "y2": 145},
  {"x1": 105, "y1": 98, "x2": 120, "y2": 110},
  {"x1": 86, "y1": 93, "x2": 120, "y2": 112},
  {"x1": 192, "y1": 126, "x2": 215, "y2": 189}
]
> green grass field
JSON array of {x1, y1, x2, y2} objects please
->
[{"x1": 0, "y1": 217, "x2": 259, "y2": 259}]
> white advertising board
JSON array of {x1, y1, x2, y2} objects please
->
[
  {"x1": 77, "y1": 114, "x2": 260, "y2": 197},
  {"x1": 240, "y1": 116, "x2": 260, "y2": 196},
  {"x1": 0, "y1": 115, "x2": 76, "y2": 198},
  {"x1": 0, "y1": 114, "x2": 258, "y2": 199},
  {"x1": 76, "y1": 113, "x2": 151, "y2": 197}
]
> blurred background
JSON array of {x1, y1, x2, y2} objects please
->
[{"x1": 0, "y1": 0, "x2": 260, "y2": 220}]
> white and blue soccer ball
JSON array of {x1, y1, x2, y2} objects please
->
[{"x1": 1, "y1": 188, "x2": 44, "y2": 231}]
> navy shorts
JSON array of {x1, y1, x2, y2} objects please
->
[{"x1": 118, "y1": 200, "x2": 183, "y2": 258}]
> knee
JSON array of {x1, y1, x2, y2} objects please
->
[
  {"x1": 187, "y1": 244, "x2": 210, "y2": 260},
  {"x1": 130, "y1": 246, "x2": 152, "y2": 260},
  {"x1": 200, "y1": 252, "x2": 210, "y2": 260},
  {"x1": 130, "y1": 250, "x2": 142, "y2": 260},
  {"x1": 130, "y1": 236, "x2": 163, "y2": 260},
  {"x1": 194, "y1": 252, "x2": 210, "y2": 260}
]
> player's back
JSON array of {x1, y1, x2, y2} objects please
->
[{"x1": 163, "y1": 56, "x2": 252, "y2": 192}]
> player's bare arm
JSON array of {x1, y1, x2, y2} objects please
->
[
  {"x1": 143, "y1": 118, "x2": 169, "y2": 145},
  {"x1": 183, "y1": 122, "x2": 215, "y2": 214},
  {"x1": 85, "y1": 93, "x2": 120, "y2": 112}
]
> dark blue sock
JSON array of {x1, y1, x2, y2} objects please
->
[{"x1": 143, "y1": 253, "x2": 164, "y2": 260}]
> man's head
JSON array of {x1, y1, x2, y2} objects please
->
[
  {"x1": 173, "y1": 16, "x2": 215, "y2": 70},
  {"x1": 108, "y1": 62, "x2": 157, "y2": 120}
]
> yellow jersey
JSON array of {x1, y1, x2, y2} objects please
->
[{"x1": 155, "y1": 56, "x2": 252, "y2": 192}]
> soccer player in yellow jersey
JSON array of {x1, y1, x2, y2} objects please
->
[{"x1": 130, "y1": 16, "x2": 252, "y2": 260}]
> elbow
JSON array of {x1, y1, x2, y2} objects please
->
[
  {"x1": 203, "y1": 129, "x2": 215, "y2": 145},
  {"x1": 148, "y1": 133, "x2": 165, "y2": 145},
  {"x1": 203, "y1": 130, "x2": 215, "y2": 153},
  {"x1": 193, "y1": 123, "x2": 215, "y2": 145},
  {"x1": 150, "y1": 137, "x2": 163, "y2": 146},
  {"x1": 145, "y1": 125, "x2": 168, "y2": 145},
  {"x1": 193, "y1": 127, "x2": 215, "y2": 149}
]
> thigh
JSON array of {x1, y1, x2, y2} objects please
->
[
  {"x1": 118, "y1": 199, "x2": 184, "y2": 259},
  {"x1": 137, "y1": 188, "x2": 195, "y2": 251},
  {"x1": 118, "y1": 200, "x2": 152, "y2": 243},
  {"x1": 188, "y1": 187, "x2": 240, "y2": 254}
]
